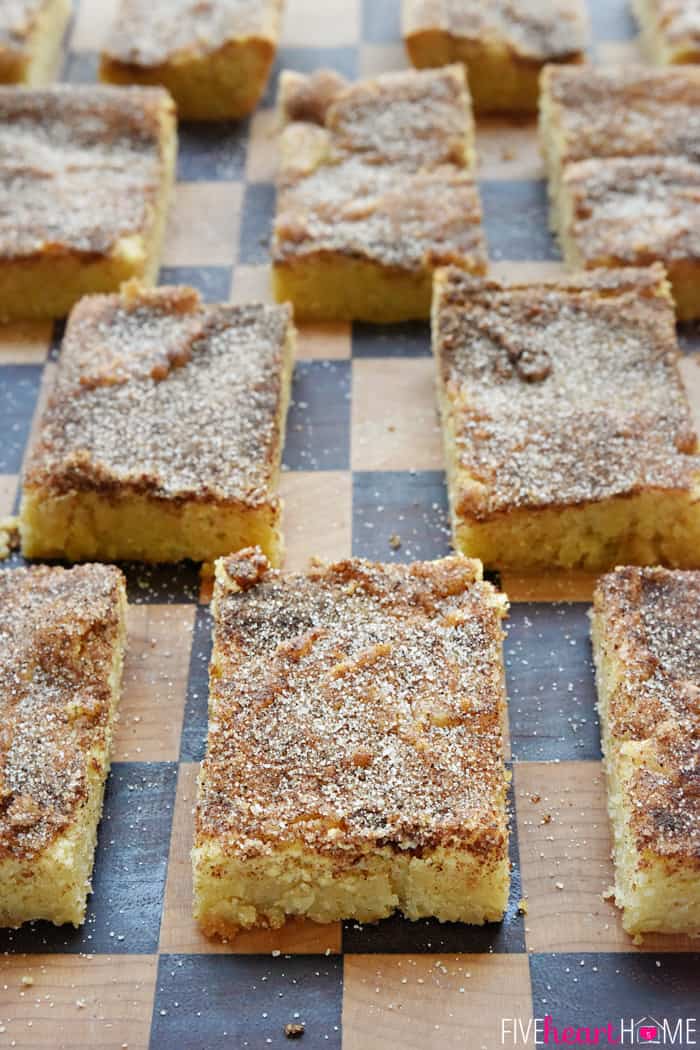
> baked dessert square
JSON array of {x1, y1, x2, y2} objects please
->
[
  {"x1": 20, "y1": 283, "x2": 295, "y2": 565},
  {"x1": 0, "y1": 0, "x2": 71, "y2": 83},
  {"x1": 433, "y1": 265, "x2": 700, "y2": 571},
  {"x1": 0, "y1": 84, "x2": 176, "y2": 322},
  {"x1": 0, "y1": 564, "x2": 127, "y2": 928},
  {"x1": 100, "y1": 0, "x2": 283, "y2": 120},
  {"x1": 539, "y1": 65, "x2": 700, "y2": 319},
  {"x1": 272, "y1": 65, "x2": 487, "y2": 322},
  {"x1": 193, "y1": 548, "x2": 510, "y2": 938},
  {"x1": 539, "y1": 65, "x2": 700, "y2": 180},
  {"x1": 591, "y1": 566, "x2": 699, "y2": 939},
  {"x1": 633, "y1": 0, "x2": 700, "y2": 63},
  {"x1": 403, "y1": 0, "x2": 588, "y2": 113}
]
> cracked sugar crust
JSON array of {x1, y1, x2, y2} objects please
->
[
  {"x1": 104, "y1": 0, "x2": 282, "y2": 67},
  {"x1": 24, "y1": 283, "x2": 293, "y2": 507},
  {"x1": 274, "y1": 66, "x2": 486, "y2": 272},
  {"x1": 646, "y1": 0, "x2": 700, "y2": 47},
  {"x1": 434, "y1": 266, "x2": 699, "y2": 518},
  {"x1": 0, "y1": 564, "x2": 125, "y2": 862},
  {"x1": 405, "y1": 0, "x2": 587, "y2": 61},
  {"x1": 541, "y1": 65, "x2": 700, "y2": 164},
  {"x1": 0, "y1": 0, "x2": 45, "y2": 51},
  {"x1": 593, "y1": 567, "x2": 699, "y2": 865},
  {"x1": 0, "y1": 84, "x2": 172, "y2": 259},
  {"x1": 197, "y1": 549, "x2": 509, "y2": 860},
  {"x1": 563, "y1": 155, "x2": 700, "y2": 265}
]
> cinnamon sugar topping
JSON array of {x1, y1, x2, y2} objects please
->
[
  {"x1": 274, "y1": 66, "x2": 486, "y2": 272},
  {"x1": 197, "y1": 550, "x2": 509, "y2": 859},
  {"x1": 543, "y1": 66, "x2": 700, "y2": 164},
  {"x1": 434, "y1": 266, "x2": 699, "y2": 517},
  {"x1": 0, "y1": 0, "x2": 45, "y2": 51},
  {"x1": 24, "y1": 285, "x2": 293, "y2": 506},
  {"x1": 405, "y1": 0, "x2": 587, "y2": 61},
  {"x1": 0, "y1": 564, "x2": 125, "y2": 860},
  {"x1": 104, "y1": 0, "x2": 282, "y2": 68},
  {"x1": 594, "y1": 567, "x2": 699, "y2": 864},
  {"x1": 0, "y1": 84, "x2": 173, "y2": 259}
]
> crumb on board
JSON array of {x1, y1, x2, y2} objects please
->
[
  {"x1": 285, "y1": 1022, "x2": 305, "y2": 1039},
  {"x1": 389, "y1": 533, "x2": 402, "y2": 549},
  {"x1": 0, "y1": 515, "x2": 19, "y2": 560}
]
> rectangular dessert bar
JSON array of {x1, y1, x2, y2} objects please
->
[
  {"x1": 591, "y1": 566, "x2": 699, "y2": 939},
  {"x1": 272, "y1": 65, "x2": 487, "y2": 322},
  {"x1": 193, "y1": 548, "x2": 510, "y2": 938},
  {"x1": 0, "y1": 564, "x2": 127, "y2": 928},
  {"x1": 20, "y1": 283, "x2": 295, "y2": 566},
  {"x1": 0, "y1": 0, "x2": 71, "y2": 83},
  {"x1": 403, "y1": 0, "x2": 587, "y2": 113},
  {"x1": 540, "y1": 65, "x2": 700, "y2": 319},
  {"x1": 633, "y1": 0, "x2": 700, "y2": 63},
  {"x1": 0, "y1": 84, "x2": 176, "y2": 321},
  {"x1": 100, "y1": 0, "x2": 283, "y2": 120},
  {"x1": 432, "y1": 265, "x2": 700, "y2": 571}
]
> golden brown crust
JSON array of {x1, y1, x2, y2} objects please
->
[
  {"x1": 0, "y1": 564, "x2": 125, "y2": 862},
  {"x1": 0, "y1": 84, "x2": 174, "y2": 261},
  {"x1": 541, "y1": 65, "x2": 700, "y2": 165},
  {"x1": 433, "y1": 265, "x2": 699, "y2": 518},
  {"x1": 196, "y1": 548, "x2": 509, "y2": 862},
  {"x1": 404, "y1": 0, "x2": 587, "y2": 62},
  {"x1": 24, "y1": 284, "x2": 293, "y2": 508},
  {"x1": 273, "y1": 66, "x2": 486, "y2": 274},
  {"x1": 103, "y1": 0, "x2": 282, "y2": 68},
  {"x1": 562, "y1": 155, "x2": 700, "y2": 266},
  {"x1": 593, "y1": 566, "x2": 699, "y2": 866}
]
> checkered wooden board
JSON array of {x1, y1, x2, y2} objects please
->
[{"x1": 1, "y1": 1, "x2": 700, "y2": 1047}]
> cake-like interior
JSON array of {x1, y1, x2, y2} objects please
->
[
  {"x1": 632, "y1": 0, "x2": 700, "y2": 63},
  {"x1": 272, "y1": 65, "x2": 486, "y2": 322},
  {"x1": 403, "y1": 0, "x2": 587, "y2": 113},
  {"x1": 433, "y1": 264, "x2": 700, "y2": 570},
  {"x1": 591, "y1": 566, "x2": 700, "y2": 939},
  {"x1": 0, "y1": 0, "x2": 71, "y2": 84},
  {"x1": 20, "y1": 283, "x2": 295, "y2": 565},
  {"x1": 0, "y1": 84, "x2": 176, "y2": 321},
  {"x1": 0, "y1": 564, "x2": 127, "y2": 928},
  {"x1": 194, "y1": 548, "x2": 510, "y2": 938},
  {"x1": 100, "y1": 0, "x2": 283, "y2": 120},
  {"x1": 540, "y1": 65, "x2": 700, "y2": 318}
]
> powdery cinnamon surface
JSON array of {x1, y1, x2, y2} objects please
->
[
  {"x1": 434, "y1": 266, "x2": 699, "y2": 518},
  {"x1": 645, "y1": 0, "x2": 700, "y2": 48},
  {"x1": 0, "y1": 0, "x2": 45, "y2": 51},
  {"x1": 593, "y1": 566, "x2": 699, "y2": 866},
  {"x1": 24, "y1": 284, "x2": 292, "y2": 507},
  {"x1": 404, "y1": 0, "x2": 587, "y2": 61},
  {"x1": 196, "y1": 549, "x2": 509, "y2": 862},
  {"x1": 541, "y1": 65, "x2": 700, "y2": 164},
  {"x1": 274, "y1": 66, "x2": 486, "y2": 273},
  {"x1": 0, "y1": 84, "x2": 172, "y2": 259},
  {"x1": 104, "y1": 0, "x2": 282, "y2": 67},
  {"x1": 563, "y1": 155, "x2": 700, "y2": 265},
  {"x1": 0, "y1": 564, "x2": 125, "y2": 862}
]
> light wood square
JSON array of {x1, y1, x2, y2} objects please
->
[
  {"x1": 515, "y1": 760, "x2": 698, "y2": 953},
  {"x1": 359, "y1": 43, "x2": 410, "y2": 77},
  {"x1": 296, "y1": 323, "x2": 351, "y2": 360},
  {"x1": 0, "y1": 953, "x2": 157, "y2": 1050},
  {"x1": 279, "y1": 470, "x2": 352, "y2": 571},
  {"x1": 351, "y1": 358, "x2": 443, "y2": 471},
  {"x1": 229, "y1": 264, "x2": 274, "y2": 304},
  {"x1": 159, "y1": 764, "x2": 342, "y2": 954},
  {"x1": 282, "y1": 0, "x2": 360, "y2": 46},
  {"x1": 0, "y1": 474, "x2": 17, "y2": 517},
  {"x1": 114, "y1": 604, "x2": 196, "y2": 762},
  {"x1": 246, "y1": 108, "x2": 279, "y2": 183},
  {"x1": 70, "y1": 0, "x2": 119, "y2": 51},
  {"x1": 342, "y1": 954, "x2": 532, "y2": 1050},
  {"x1": 476, "y1": 119, "x2": 544, "y2": 181},
  {"x1": 163, "y1": 182, "x2": 243, "y2": 267}
]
